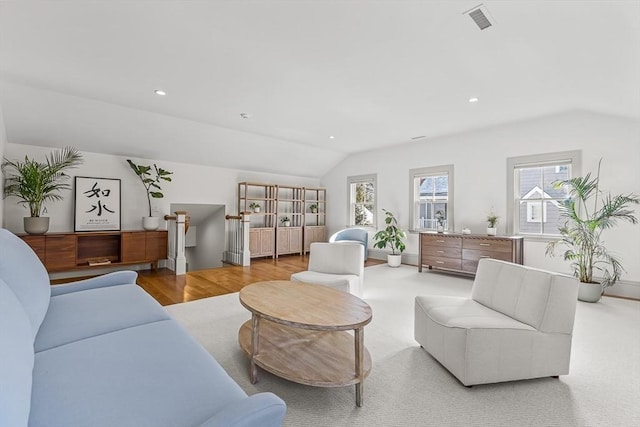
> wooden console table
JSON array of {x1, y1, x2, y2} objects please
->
[
  {"x1": 238, "y1": 280, "x2": 372, "y2": 406},
  {"x1": 419, "y1": 232, "x2": 523, "y2": 274},
  {"x1": 19, "y1": 230, "x2": 167, "y2": 273}
]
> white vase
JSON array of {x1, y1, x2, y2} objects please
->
[
  {"x1": 282, "y1": 221, "x2": 291, "y2": 227},
  {"x1": 487, "y1": 227, "x2": 497, "y2": 236},
  {"x1": 578, "y1": 282, "x2": 603, "y2": 303},
  {"x1": 142, "y1": 216, "x2": 161, "y2": 231},
  {"x1": 24, "y1": 217, "x2": 50, "y2": 235},
  {"x1": 387, "y1": 254, "x2": 402, "y2": 267},
  {"x1": 253, "y1": 207, "x2": 261, "y2": 213},
  {"x1": 437, "y1": 225, "x2": 444, "y2": 233}
]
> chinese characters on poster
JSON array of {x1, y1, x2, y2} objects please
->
[{"x1": 75, "y1": 177, "x2": 121, "y2": 231}]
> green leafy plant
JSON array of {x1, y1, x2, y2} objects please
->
[
  {"x1": 2, "y1": 147, "x2": 83, "y2": 217},
  {"x1": 487, "y1": 212, "x2": 499, "y2": 228},
  {"x1": 373, "y1": 209, "x2": 406, "y2": 255},
  {"x1": 126, "y1": 159, "x2": 173, "y2": 217},
  {"x1": 280, "y1": 216, "x2": 290, "y2": 224},
  {"x1": 309, "y1": 203, "x2": 318, "y2": 212},
  {"x1": 435, "y1": 210, "x2": 446, "y2": 227},
  {"x1": 546, "y1": 160, "x2": 639, "y2": 289},
  {"x1": 249, "y1": 202, "x2": 260, "y2": 209}
]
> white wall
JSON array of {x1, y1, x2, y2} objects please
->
[
  {"x1": 3, "y1": 143, "x2": 320, "y2": 234},
  {"x1": 0, "y1": 104, "x2": 7, "y2": 226},
  {"x1": 321, "y1": 110, "x2": 640, "y2": 297}
]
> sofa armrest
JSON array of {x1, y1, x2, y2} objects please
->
[
  {"x1": 50, "y1": 271, "x2": 139, "y2": 296},
  {"x1": 197, "y1": 393, "x2": 286, "y2": 427}
]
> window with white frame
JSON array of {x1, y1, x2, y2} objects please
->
[
  {"x1": 507, "y1": 151, "x2": 581, "y2": 236},
  {"x1": 347, "y1": 174, "x2": 376, "y2": 227},
  {"x1": 409, "y1": 165, "x2": 454, "y2": 231}
]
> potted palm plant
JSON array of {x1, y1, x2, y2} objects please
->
[
  {"x1": 546, "y1": 160, "x2": 639, "y2": 302},
  {"x1": 2, "y1": 147, "x2": 83, "y2": 234},
  {"x1": 310, "y1": 203, "x2": 319, "y2": 214},
  {"x1": 373, "y1": 209, "x2": 406, "y2": 267},
  {"x1": 126, "y1": 159, "x2": 173, "y2": 230},
  {"x1": 280, "y1": 216, "x2": 291, "y2": 227}
]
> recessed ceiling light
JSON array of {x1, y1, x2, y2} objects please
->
[
  {"x1": 329, "y1": 136, "x2": 335, "y2": 139},
  {"x1": 154, "y1": 89, "x2": 167, "y2": 96},
  {"x1": 468, "y1": 97, "x2": 479, "y2": 103}
]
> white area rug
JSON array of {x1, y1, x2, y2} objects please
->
[{"x1": 166, "y1": 264, "x2": 640, "y2": 426}]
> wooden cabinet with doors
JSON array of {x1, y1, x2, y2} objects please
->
[
  {"x1": 249, "y1": 228, "x2": 275, "y2": 258},
  {"x1": 19, "y1": 230, "x2": 167, "y2": 273},
  {"x1": 277, "y1": 227, "x2": 303, "y2": 255}
]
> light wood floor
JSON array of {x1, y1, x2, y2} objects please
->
[{"x1": 136, "y1": 255, "x2": 384, "y2": 306}]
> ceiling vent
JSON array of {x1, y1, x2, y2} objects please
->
[{"x1": 464, "y1": 4, "x2": 494, "y2": 30}]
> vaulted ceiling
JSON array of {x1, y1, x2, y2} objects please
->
[{"x1": 1, "y1": 1, "x2": 638, "y2": 178}]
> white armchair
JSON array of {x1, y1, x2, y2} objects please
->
[
  {"x1": 414, "y1": 258, "x2": 579, "y2": 386},
  {"x1": 291, "y1": 242, "x2": 364, "y2": 296}
]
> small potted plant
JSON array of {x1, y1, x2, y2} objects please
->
[
  {"x1": 310, "y1": 203, "x2": 319, "y2": 214},
  {"x1": 2, "y1": 147, "x2": 83, "y2": 234},
  {"x1": 127, "y1": 159, "x2": 173, "y2": 230},
  {"x1": 486, "y1": 212, "x2": 499, "y2": 236},
  {"x1": 249, "y1": 202, "x2": 261, "y2": 213},
  {"x1": 373, "y1": 209, "x2": 406, "y2": 267},
  {"x1": 435, "y1": 210, "x2": 446, "y2": 233},
  {"x1": 280, "y1": 216, "x2": 291, "y2": 227}
]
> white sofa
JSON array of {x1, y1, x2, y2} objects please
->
[
  {"x1": 291, "y1": 242, "x2": 364, "y2": 296},
  {"x1": 414, "y1": 258, "x2": 579, "y2": 386}
]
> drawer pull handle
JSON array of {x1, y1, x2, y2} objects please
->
[
  {"x1": 480, "y1": 255, "x2": 491, "y2": 258},
  {"x1": 436, "y1": 250, "x2": 444, "y2": 253},
  {"x1": 479, "y1": 243, "x2": 491, "y2": 246},
  {"x1": 436, "y1": 261, "x2": 445, "y2": 264},
  {"x1": 436, "y1": 240, "x2": 445, "y2": 243}
]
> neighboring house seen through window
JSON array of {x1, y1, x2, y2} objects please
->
[
  {"x1": 347, "y1": 174, "x2": 376, "y2": 227},
  {"x1": 507, "y1": 151, "x2": 581, "y2": 236},
  {"x1": 410, "y1": 165, "x2": 454, "y2": 231}
]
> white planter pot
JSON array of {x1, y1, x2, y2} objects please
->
[
  {"x1": 142, "y1": 216, "x2": 161, "y2": 231},
  {"x1": 282, "y1": 221, "x2": 291, "y2": 227},
  {"x1": 387, "y1": 254, "x2": 402, "y2": 268},
  {"x1": 437, "y1": 225, "x2": 444, "y2": 233},
  {"x1": 24, "y1": 217, "x2": 50, "y2": 235},
  {"x1": 578, "y1": 282, "x2": 603, "y2": 303},
  {"x1": 487, "y1": 227, "x2": 497, "y2": 236},
  {"x1": 253, "y1": 207, "x2": 261, "y2": 213}
]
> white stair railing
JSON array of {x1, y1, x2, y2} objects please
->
[
  {"x1": 223, "y1": 212, "x2": 251, "y2": 266},
  {"x1": 165, "y1": 211, "x2": 188, "y2": 275}
]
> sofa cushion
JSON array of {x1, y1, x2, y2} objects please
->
[
  {"x1": 35, "y1": 284, "x2": 170, "y2": 352},
  {"x1": 0, "y1": 229, "x2": 51, "y2": 338},
  {"x1": 0, "y1": 278, "x2": 34, "y2": 427},
  {"x1": 30, "y1": 320, "x2": 250, "y2": 427}
]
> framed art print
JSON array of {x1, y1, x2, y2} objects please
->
[{"x1": 74, "y1": 177, "x2": 121, "y2": 231}]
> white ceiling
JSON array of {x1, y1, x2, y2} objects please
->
[{"x1": 1, "y1": 1, "x2": 639, "y2": 178}]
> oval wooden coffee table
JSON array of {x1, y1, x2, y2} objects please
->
[{"x1": 238, "y1": 280, "x2": 373, "y2": 406}]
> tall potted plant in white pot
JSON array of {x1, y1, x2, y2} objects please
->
[
  {"x1": 127, "y1": 159, "x2": 173, "y2": 230},
  {"x1": 546, "y1": 160, "x2": 639, "y2": 302},
  {"x1": 2, "y1": 147, "x2": 83, "y2": 234},
  {"x1": 373, "y1": 209, "x2": 406, "y2": 267}
]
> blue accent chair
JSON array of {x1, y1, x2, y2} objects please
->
[{"x1": 329, "y1": 227, "x2": 369, "y2": 260}]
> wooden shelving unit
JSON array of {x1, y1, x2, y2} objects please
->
[{"x1": 237, "y1": 182, "x2": 327, "y2": 259}]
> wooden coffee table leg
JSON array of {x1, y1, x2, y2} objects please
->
[
  {"x1": 355, "y1": 327, "x2": 364, "y2": 407},
  {"x1": 250, "y1": 314, "x2": 260, "y2": 384}
]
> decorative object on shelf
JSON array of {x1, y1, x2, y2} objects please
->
[
  {"x1": 461, "y1": 227, "x2": 471, "y2": 235},
  {"x1": 280, "y1": 216, "x2": 291, "y2": 227},
  {"x1": 249, "y1": 202, "x2": 261, "y2": 213},
  {"x1": 373, "y1": 209, "x2": 406, "y2": 267},
  {"x1": 545, "y1": 160, "x2": 639, "y2": 302},
  {"x1": 2, "y1": 146, "x2": 83, "y2": 235},
  {"x1": 74, "y1": 177, "x2": 121, "y2": 231},
  {"x1": 126, "y1": 159, "x2": 173, "y2": 230},
  {"x1": 486, "y1": 211, "x2": 499, "y2": 236},
  {"x1": 435, "y1": 210, "x2": 446, "y2": 233},
  {"x1": 310, "y1": 203, "x2": 318, "y2": 213}
]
